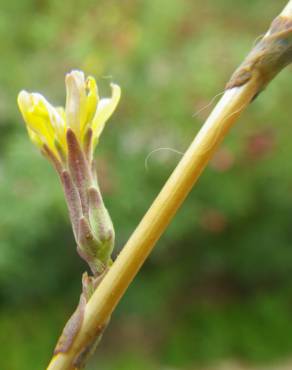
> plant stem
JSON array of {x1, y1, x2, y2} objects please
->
[
  {"x1": 47, "y1": 1, "x2": 292, "y2": 369},
  {"x1": 283, "y1": 1, "x2": 292, "y2": 16}
]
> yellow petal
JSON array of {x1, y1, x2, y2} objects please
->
[
  {"x1": 91, "y1": 83, "x2": 121, "y2": 142},
  {"x1": 17, "y1": 91, "x2": 65, "y2": 155},
  {"x1": 56, "y1": 106, "x2": 65, "y2": 120},
  {"x1": 18, "y1": 91, "x2": 55, "y2": 147},
  {"x1": 65, "y1": 70, "x2": 87, "y2": 137},
  {"x1": 26, "y1": 126, "x2": 43, "y2": 148},
  {"x1": 81, "y1": 76, "x2": 99, "y2": 135}
]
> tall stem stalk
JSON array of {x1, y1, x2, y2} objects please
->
[{"x1": 47, "y1": 1, "x2": 292, "y2": 369}]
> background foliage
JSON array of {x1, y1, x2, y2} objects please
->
[{"x1": 1, "y1": 0, "x2": 292, "y2": 369}]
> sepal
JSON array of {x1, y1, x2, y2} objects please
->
[
  {"x1": 67, "y1": 129, "x2": 91, "y2": 216},
  {"x1": 77, "y1": 217, "x2": 104, "y2": 274},
  {"x1": 61, "y1": 170, "x2": 83, "y2": 240}
]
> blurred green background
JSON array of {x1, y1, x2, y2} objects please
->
[{"x1": 1, "y1": 0, "x2": 292, "y2": 369}]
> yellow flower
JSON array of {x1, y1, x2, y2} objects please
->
[{"x1": 17, "y1": 70, "x2": 121, "y2": 160}]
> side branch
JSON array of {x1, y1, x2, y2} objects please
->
[
  {"x1": 47, "y1": 1, "x2": 292, "y2": 369},
  {"x1": 226, "y1": 13, "x2": 292, "y2": 95}
]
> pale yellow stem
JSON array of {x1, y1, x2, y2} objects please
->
[
  {"x1": 47, "y1": 1, "x2": 292, "y2": 369},
  {"x1": 283, "y1": 1, "x2": 292, "y2": 16}
]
